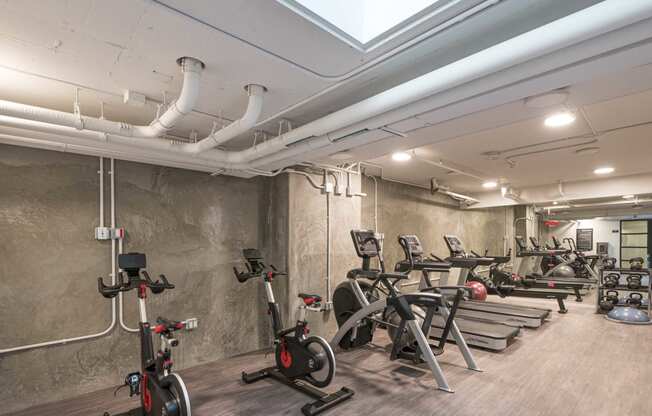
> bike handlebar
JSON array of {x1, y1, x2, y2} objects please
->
[{"x1": 97, "y1": 271, "x2": 175, "y2": 298}]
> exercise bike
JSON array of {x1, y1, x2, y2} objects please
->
[
  {"x1": 98, "y1": 253, "x2": 192, "y2": 416},
  {"x1": 234, "y1": 249, "x2": 353, "y2": 416}
]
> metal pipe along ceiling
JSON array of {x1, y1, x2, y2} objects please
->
[{"x1": 0, "y1": 0, "x2": 651, "y2": 175}]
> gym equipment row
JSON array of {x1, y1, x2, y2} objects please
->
[{"x1": 596, "y1": 266, "x2": 651, "y2": 325}]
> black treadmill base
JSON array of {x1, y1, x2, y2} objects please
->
[{"x1": 242, "y1": 367, "x2": 354, "y2": 416}]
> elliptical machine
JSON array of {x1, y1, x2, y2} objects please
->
[
  {"x1": 98, "y1": 253, "x2": 192, "y2": 416},
  {"x1": 234, "y1": 249, "x2": 353, "y2": 416}
]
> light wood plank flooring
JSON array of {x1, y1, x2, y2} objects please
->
[{"x1": 6, "y1": 296, "x2": 651, "y2": 416}]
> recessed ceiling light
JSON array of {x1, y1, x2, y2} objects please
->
[
  {"x1": 553, "y1": 201, "x2": 559, "y2": 205},
  {"x1": 482, "y1": 180, "x2": 498, "y2": 189},
  {"x1": 391, "y1": 151, "x2": 412, "y2": 162},
  {"x1": 593, "y1": 166, "x2": 614, "y2": 175},
  {"x1": 544, "y1": 111, "x2": 576, "y2": 127},
  {"x1": 623, "y1": 195, "x2": 635, "y2": 199}
]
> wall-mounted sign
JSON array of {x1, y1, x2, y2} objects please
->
[{"x1": 576, "y1": 228, "x2": 594, "y2": 252}]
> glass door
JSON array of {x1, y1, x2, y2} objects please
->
[{"x1": 620, "y1": 220, "x2": 649, "y2": 268}]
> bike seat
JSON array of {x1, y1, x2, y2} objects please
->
[{"x1": 298, "y1": 293, "x2": 322, "y2": 306}]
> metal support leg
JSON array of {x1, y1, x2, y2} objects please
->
[
  {"x1": 406, "y1": 320, "x2": 453, "y2": 393},
  {"x1": 438, "y1": 306, "x2": 481, "y2": 372}
]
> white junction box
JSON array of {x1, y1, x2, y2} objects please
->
[{"x1": 95, "y1": 227, "x2": 111, "y2": 240}]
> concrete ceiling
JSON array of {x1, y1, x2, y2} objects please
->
[
  {"x1": 1, "y1": 0, "x2": 651, "y2": 210},
  {"x1": 359, "y1": 63, "x2": 652, "y2": 198},
  {"x1": 0, "y1": 0, "x2": 601, "y2": 142}
]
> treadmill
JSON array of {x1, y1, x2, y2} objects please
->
[
  {"x1": 440, "y1": 235, "x2": 574, "y2": 315},
  {"x1": 392, "y1": 235, "x2": 519, "y2": 351}
]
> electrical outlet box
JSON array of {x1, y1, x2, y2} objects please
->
[
  {"x1": 184, "y1": 318, "x2": 198, "y2": 330},
  {"x1": 322, "y1": 182, "x2": 335, "y2": 194},
  {"x1": 95, "y1": 227, "x2": 111, "y2": 240}
]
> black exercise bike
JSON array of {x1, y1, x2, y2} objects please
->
[
  {"x1": 99, "y1": 253, "x2": 192, "y2": 416},
  {"x1": 234, "y1": 249, "x2": 353, "y2": 416}
]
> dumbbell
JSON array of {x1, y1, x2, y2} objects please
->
[
  {"x1": 626, "y1": 274, "x2": 642, "y2": 290},
  {"x1": 626, "y1": 292, "x2": 643, "y2": 308},
  {"x1": 603, "y1": 273, "x2": 620, "y2": 288}
]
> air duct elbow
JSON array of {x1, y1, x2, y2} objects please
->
[
  {"x1": 133, "y1": 57, "x2": 205, "y2": 137},
  {"x1": 186, "y1": 83, "x2": 266, "y2": 154}
]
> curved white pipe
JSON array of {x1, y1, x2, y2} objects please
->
[
  {"x1": 0, "y1": 57, "x2": 204, "y2": 138},
  {"x1": 184, "y1": 84, "x2": 266, "y2": 153}
]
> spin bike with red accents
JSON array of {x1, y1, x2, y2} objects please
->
[
  {"x1": 99, "y1": 253, "x2": 193, "y2": 416},
  {"x1": 234, "y1": 249, "x2": 354, "y2": 416}
]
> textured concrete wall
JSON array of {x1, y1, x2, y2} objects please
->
[
  {"x1": 286, "y1": 173, "x2": 362, "y2": 337},
  {"x1": 0, "y1": 144, "x2": 276, "y2": 413},
  {"x1": 361, "y1": 177, "x2": 512, "y2": 269}
]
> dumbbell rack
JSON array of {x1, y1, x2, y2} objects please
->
[{"x1": 596, "y1": 267, "x2": 651, "y2": 316}]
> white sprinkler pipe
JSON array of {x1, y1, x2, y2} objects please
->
[
  {"x1": 185, "y1": 84, "x2": 266, "y2": 153},
  {"x1": 0, "y1": 57, "x2": 204, "y2": 138}
]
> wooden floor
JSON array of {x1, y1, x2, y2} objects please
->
[{"x1": 7, "y1": 295, "x2": 652, "y2": 416}]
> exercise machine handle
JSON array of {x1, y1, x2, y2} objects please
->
[
  {"x1": 142, "y1": 271, "x2": 175, "y2": 294},
  {"x1": 97, "y1": 273, "x2": 126, "y2": 298}
]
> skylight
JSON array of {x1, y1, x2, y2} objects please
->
[{"x1": 280, "y1": 0, "x2": 442, "y2": 50}]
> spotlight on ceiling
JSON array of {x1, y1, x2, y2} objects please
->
[
  {"x1": 391, "y1": 151, "x2": 412, "y2": 162},
  {"x1": 593, "y1": 166, "x2": 615, "y2": 175},
  {"x1": 553, "y1": 201, "x2": 559, "y2": 205},
  {"x1": 482, "y1": 180, "x2": 498, "y2": 189},
  {"x1": 623, "y1": 195, "x2": 635, "y2": 199},
  {"x1": 544, "y1": 111, "x2": 576, "y2": 127}
]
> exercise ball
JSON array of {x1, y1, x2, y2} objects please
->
[{"x1": 465, "y1": 281, "x2": 487, "y2": 301}]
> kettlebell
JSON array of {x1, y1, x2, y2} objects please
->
[
  {"x1": 604, "y1": 273, "x2": 620, "y2": 288},
  {"x1": 627, "y1": 274, "x2": 642, "y2": 290},
  {"x1": 629, "y1": 257, "x2": 644, "y2": 270},
  {"x1": 599, "y1": 296, "x2": 615, "y2": 312},
  {"x1": 605, "y1": 290, "x2": 619, "y2": 305},
  {"x1": 603, "y1": 257, "x2": 616, "y2": 270},
  {"x1": 626, "y1": 292, "x2": 643, "y2": 308}
]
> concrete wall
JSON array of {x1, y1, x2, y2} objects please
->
[
  {"x1": 361, "y1": 177, "x2": 513, "y2": 269},
  {"x1": 0, "y1": 144, "x2": 279, "y2": 413},
  {"x1": 286, "y1": 173, "x2": 362, "y2": 337}
]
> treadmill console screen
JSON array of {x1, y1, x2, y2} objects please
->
[
  {"x1": 351, "y1": 230, "x2": 384, "y2": 258},
  {"x1": 398, "y1": 235, "x2": 423, "y2": 257},
  {"x1": 515, "y1": 236, "x2": 528, "y2": 251},
  {"x1": 443, "y1": 235, "x2": 466, "y2": 256}
]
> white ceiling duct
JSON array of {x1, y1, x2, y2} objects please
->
[
  {"x1": 0, "y1": 0, "x2": 651, "y2": 175},
  {"x1": 0, "y1": 57, "x2": 205, "y2": 138}
]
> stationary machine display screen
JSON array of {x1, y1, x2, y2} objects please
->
[
  {"x1": 443, "y1": 235, "x2": 466, "y2": 256},
  {"x1": 515, "y1": 236, "x2": 528, "y2": 251},
  {"x1": 398, "y1": 235, "x2": 423, "y2": 257},
  {"x1": 351, "y1": 230, "x2": 384, "y2": 257}
]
